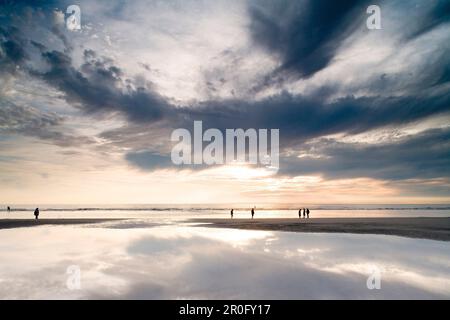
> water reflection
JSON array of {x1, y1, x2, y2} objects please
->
[{"x1": 0, "y1": 221, "x2": 448, "y2": 299}]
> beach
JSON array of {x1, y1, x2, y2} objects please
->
[
  {"x1": 0, "y1": 211, "x2": 449, "y2": 299},
  {"x1": 1, "y1": 216, "x2": 449, "y2": 241},
  {"x1": 191, "y1": 217, "x2": 450, "y2": 241}
]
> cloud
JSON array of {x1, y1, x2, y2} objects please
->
[
  {"x1": 185, "y1": 91, "x2": 450, "y2": 149},
  {"x1": 2, "y1": 1, "x2": 449, "y2": 137},
  {"x1": 123, "y1": 125, "x2": 450, "y2": 189},
  {"x1": 1, "y1": 0, "x2": 450, "y2": 195},
  {"x1": 0, "y1": 26, "x2": 28, "y2": 74},
  {"x1": 0, "y1": 100, "x2": 94, "y2": 147},
  {"x1": 404, "y1": 0, "x2": 450, "y2": 40},
  {"x1": 85, "y1": 230, "x2": 450, "y2": 299},
  {"x1": 125, "y1": 150, "x2": 208, "y2": 171},
  {"x1": 248, "y1": 0, "x2": 370, "y2": 78},
  {"x1": 35, "y1": 49, "x2": 171, "y2": 123},
  {"x1": 125, "y1": 151, "x2": 174, "y2": 171},
  {"x1": 247, "y1": 0, "x2": 450, "y2": 92},
  {"x1": 279, "y1": 127, "x2": 450, "y2": 181}
]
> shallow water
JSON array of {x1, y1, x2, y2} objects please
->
[
  {"x1": 0, "y1": 219, "x2": 449, "y2": 299},
  {"x1": 2, "y1": 205, "x2": 450, "y2": 220}
]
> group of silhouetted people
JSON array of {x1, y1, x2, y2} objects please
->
[
  {"x1": 299, "y1": 208, "x2": 310, "y2": 218},
  {"x1": 230, "y1": 207, "x2": 311, "y2": 219}
]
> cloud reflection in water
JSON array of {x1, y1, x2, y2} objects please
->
[{"x1": 0, "y1": 222, "x2": 448, "y2": 299}]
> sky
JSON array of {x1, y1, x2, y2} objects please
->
[{"x1": 0, "y1": 0, "x2": 449, "y2": 205}]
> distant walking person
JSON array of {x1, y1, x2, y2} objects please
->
[
  {"x1": 34, "y1": 208, "x2": 39, "y2": 220},
  {"x1": 307, "y1": 208, "x2": 310, "y2": 218},
  {"x1": 251, "y1": 208, "x2": 255, "y2": 219},
  {"x1": 303, "y1": 208, "x2": 306, "y2": 218},
  {"x1": 298, "y1": 209, "x2": 301, "y2": 218},
  {"x1": 231, "y1": 209, "x2": 234, "y2": 219},
  {"x1": 7, "y1": 206, "x2": 11, "y2": 213}
]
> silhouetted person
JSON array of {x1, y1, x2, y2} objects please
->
[
  {"x1": 302, "y1": 208, "x2": 306, "y2": 218},
  {"x1": 7, "y1": 206, "x2": 11, "y2": 213},
  {"x1": 307, "y1": 208, "x2": 310, "y2": 218},
  {"x1": 251, "y1": 208, "x2": 255, "y2": 219},
  {"x1": 231, "y1": 209, "x2": 234, "y2": 219},
  {"x1": 34, "y1": 208, "x2": 39, "y2": 220},
  {"x1": 298, "y1": 209, "x2": 302, "y2": 218}
]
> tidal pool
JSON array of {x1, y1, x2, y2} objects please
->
[{"x1": 0, "y1": 219, "x2": 448, "y2": 299}]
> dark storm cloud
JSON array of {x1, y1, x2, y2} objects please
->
[
  {"x1": 248, "y1": 0, "x2": 450, "y2": 81},
  {"x1": 248, "y1": 0, "x2": 370, "y2": 78},
  {"x1": 278, "y1": 128, "x2": 450, "y2": 181},
  {"x1": 121, "y1": 91, "x2": 449, "y2": 159},
  {"x1": 34, "y1": 49, "x2": 171, "y2": 123},
  {"x1": 123, "y1": 91, "x2": 450, "y2": 176},
  {"x1": 185, "y1": 91, "x2": 450, "y2": 148},
  {"x1": 0, "y1": 26, "x2": 28, "y2": 73},
  {"x1": 2, "y1": 1, "x2": 449, "y2": 140},
  {"x1": 0, "y1": 3, "x2": 171, "y2": 142}
]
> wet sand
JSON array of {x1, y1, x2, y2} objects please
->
[
  {"x1": 0, "y1": 219, "x2": 124, "y2": 229},
  {"x1": 2, "y1": 217, "x2": 449, "y2": 241},
  {"x1": 191, "y1": 217, "x2": 450, "y2": 241}
]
